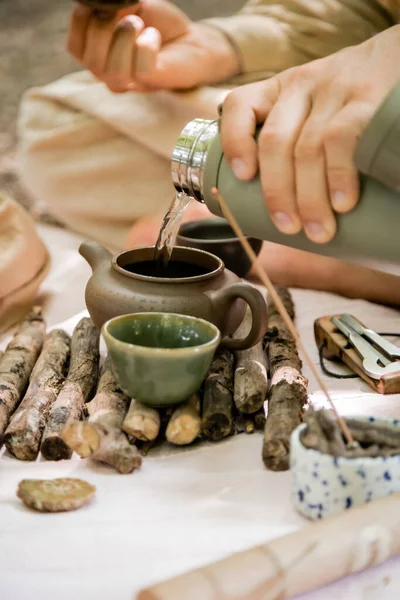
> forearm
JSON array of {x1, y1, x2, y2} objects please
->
[
  {"x1": 202, "y1": 0, "x2": 394, "y2": 82},
  {"x1": 252, "y1": 243, "x2": 400, "y2": 307}
]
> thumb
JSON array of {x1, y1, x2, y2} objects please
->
[
  {"x1": 137, "y1": 44, "x2": 203, "y2": 89},
  {"x1": 136, "y1": 0, "x2": 190, "y2": 42}
]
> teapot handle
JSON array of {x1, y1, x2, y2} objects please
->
[{"x1": 213, "y1": 283, "x2": 268, "y2": 350}]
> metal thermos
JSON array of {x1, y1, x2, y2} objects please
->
[{"x1": 172, "y1": 81, "x2": 400, "y2": 263}]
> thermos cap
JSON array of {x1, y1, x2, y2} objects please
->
[
  {"x1": 171, "y1": 119, "x2": 218, "y2": 201},
  {"x1": 355, "y1": 78, "x2": 400, "y2": 193}
]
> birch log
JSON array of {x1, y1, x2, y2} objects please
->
[
  {"x1": 137, "y1": 491, "x2": 400, "y2": 600},
  {"x1": 0, "y1": 308, "x2": 45, "y2": 444},
  {"x1": 263, "y1": 287, "x2": 308, "y2": 472},
  {"x1": 61, "y1": 357, "x2": 142, "y2": 474},
  {"x1": 233, "y1": 307, "x2": 268, "y2": 414},
  {"x1": 4, "y1": 330, "x2": 71, "y2": 460},
  {"x1": 41, "y1": 318, "x2": 100, "y2": 460}
]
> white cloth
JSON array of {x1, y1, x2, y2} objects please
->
[{"x1": 1, "y1": 224, "x2": 400, "y2": 600}]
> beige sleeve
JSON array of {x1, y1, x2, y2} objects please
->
[{"x1": 202, "y1": 0, "x2": 395, "y2": 83}]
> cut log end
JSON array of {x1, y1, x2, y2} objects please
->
[
  {"x1": 40, "y1": 435, "x2": 73, "y2": 461},
  {"x1": 203, "y1": 415, "x2": 232, "y2": 442},
  {"x1": 61, "y1": 421, "x2": 142, "y2": 475},
  {"x1": 262, "y1": 438, "x2": 290, "y2": 472},
  {"x1": 61, "y1": 422, "x2": 100, "y2": 458},
  {"x1": 4, "y1": 431, "x2": 37, "y2": 461},
  {"x1": 166, "y1": 395, "x2": 201, "y2": 446},
  {"x1": 123, "y1": 414, "x2": 160, "y2": 442},
  {"x1": 166, "y1": 415, "x2": 200, "y2": 446}
]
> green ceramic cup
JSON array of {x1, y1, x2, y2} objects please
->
[{"x1": 102, "y1": 312, "x2": 221, "y2": 407}]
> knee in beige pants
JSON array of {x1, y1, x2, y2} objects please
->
[{"x1": 17, "y1": 71, "x2": 226, "y2": 248}]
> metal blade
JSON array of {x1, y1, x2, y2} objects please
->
[
  {"x1": 341, "y1": 314, "x2": 400, "y2": 359},
  {"x1": 332, "y1": 317, "x2": 392, "y2": 379}
]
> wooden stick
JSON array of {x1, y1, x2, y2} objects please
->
[
  {"x1": 301, "y1": 410, "x2": 400, "y2": 458},
  {"x1": 0, "y1": 308, "x2": 45, "y2": 444},
  {"x1": 4, "y1": 330, "x2": 71, "y2": 460},
  {"x1": 300, "y1": 409, "x2": 331, "y2": 455},
  {"x1": 202, "y1": 350, "x2": 235, "y2": 441},
  {"x1": 263, "y1": 287, "x2": 308, "y2": 471},
  {"x1": 346, "y1": 418, "x2": 400, "y2": 448},
  {"x1": 137, "y1": 491, "x2": 400, "y2": 600},
  {"x1": 244, "y1": 416, "x2": 255, "y2": 434},
  {"x1": 234, "y1": 412, "x2": 257, "y2": 435},
  {"x1": 233, "y1": 307, "x2": 268, "y2": 414},
  {"x1": 122, "y1": 399, "x2": 161, "y2": 442},
  {"x1": 301, "y1": 408, "x2": 346, "y2": 456},
  {"x1": 254, "y1": 409, "x2": 266, "y2": 431},
  {"x1": 212, "y1": 188, "x2": 355, "y2": 446},
  {"x1": 61, "y1": 357, "x2": 142, "y2": 474},
  {"x1": 166, "y1": 395, "x2": 201, "y2": 446},
  {"x1": 135, "y1": 408, "x2": 174, "y2": 455},
  {"x1": 41, "y1": 318, "x2": 100, "y2": 461}
]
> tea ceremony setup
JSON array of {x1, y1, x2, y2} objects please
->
[
  {"x1": 2, "y1": 0, "x2": 400, "y2": 596},
  {"x1": 0, "y1": 193, "x2": 399, "y2": 600}
]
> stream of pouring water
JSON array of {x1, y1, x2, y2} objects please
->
[{"x1": 154, "y1": 191, "x2": 192, "y2": 266}]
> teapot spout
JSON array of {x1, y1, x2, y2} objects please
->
[{"x1": 79, "y1": 241, "x2": 112, "y2": 272}]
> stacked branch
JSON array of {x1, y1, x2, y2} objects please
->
[
  {"x1": 61, "y1": 356, "x2": 142, "y2": 474},
  {"x1": 262, "y1": 287, "x2": 308, "y2": 471},
  {"x1": 4, "y1": 329, "x2": 71, "y2": 460},
  {"x1": 122, "y1": 400, "x2": 161, "y2": 442},
  {"x1": 166, "y1": 395, "x2": 201, "y2": 446},
  {"x1": 202, "y1": 350, "x2": 234, "y2": 441},
  {"x1": 41, "y1": 318, "x2": 100, "y2": 461},
  {"x1": 233, "y1": 308, "x2": 268, "y2": 414},
  {"x1": 0, "y1": 308, "x2": 46, "y2": 444}
]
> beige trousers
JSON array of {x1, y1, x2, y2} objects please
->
[{"x1": 18, "y1": 70, "x2": 230, "y2": 249}]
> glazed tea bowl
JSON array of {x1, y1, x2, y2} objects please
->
[
  {"x1": 102, "y1": 312, "x2": 220, "y2": 407},
  {"x1": 80, "y1": 241, "x2": 268, "y2": 350},
  {"x1": 290, "y1": 416, "x2": 400, "y2": 521},
  {"x1": 177, "y1": 218, "x2": 263, "y2": 278}
]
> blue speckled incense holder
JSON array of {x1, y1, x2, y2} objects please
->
[{"x1": 290, "y1": 417, "x2": 400, "y2": 520}]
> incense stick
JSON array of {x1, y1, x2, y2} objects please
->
[{"x1": 211, "y1": 187, "x2": 355, "y2": 446}]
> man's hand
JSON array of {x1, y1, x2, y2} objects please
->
[
  {"x1": 220, "y1": 26, "x2": 400, "y2": 244},
  {"x1": 68, "y1": 0, "x2": 239, "y2": 92}
]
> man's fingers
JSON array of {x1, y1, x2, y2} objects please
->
[
  {"x1": 293, "y1": 88, "x2": 345, "y2": 243},
  {"x1": 83, "y1": 12, "x2": 120, "y2": 75},
  {"x1": 135, "y1": 0, "x2": 190, "y2": 42},
  {"x1": 324, "y1": 101, "x2": 375, "y2": 214},
  {"x1": 105, "y1": 16, "x2": 144, "y2": 92},
  {"x1": 220, "y1": 81, "x2": 279, "y2": 182},
  {"x1": 135, "y1": 27, "x2": 162, "y2": 79},
  {"x1": 257, "y1": 88, "x2": 311, "y2": 235},
  {"x1": 68, "y1": 4, "x2": 92, "y2": 60}
]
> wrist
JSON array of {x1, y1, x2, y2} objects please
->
[{"x1": 192, "y1": 22, "x2": 240, "y2": 82}]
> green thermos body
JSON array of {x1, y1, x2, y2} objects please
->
[{"x1": 172, "y1": 82, "x2": 400, "y2": 264}]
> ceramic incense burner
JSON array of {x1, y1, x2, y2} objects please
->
[
  {"x1": 80, "y1": 241, "x2": 268, "y2": 350},
  {"x1": 291, "y1": 417, "x2": 400, "y2": 520}
]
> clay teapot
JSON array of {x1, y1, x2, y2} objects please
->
[{"x1": 80, "y1": 241, "x2": 268, "y2": 350}]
